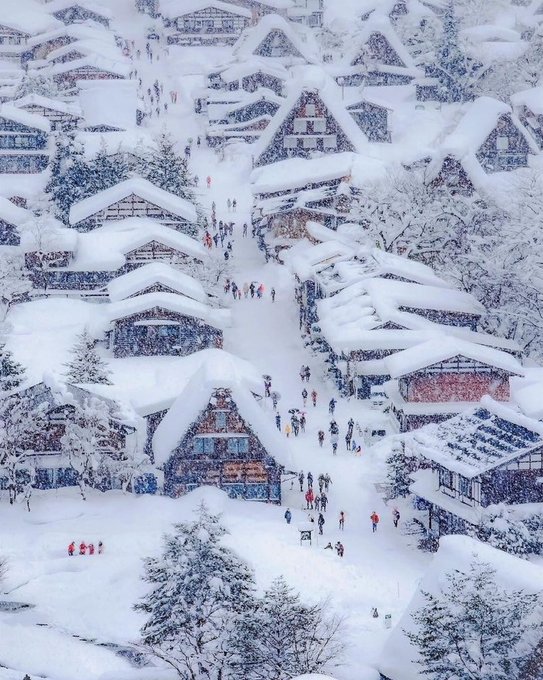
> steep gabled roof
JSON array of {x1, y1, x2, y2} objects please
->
[
  {"x1": 1, "y1": 0, "x2": 62, "y2": 35},
  {"x1": 232, "y1": 13, "x2": 319, "y2": 64},
  {"x1": 49, "y1": 54, "x2": 130, "y2": 78},
  {"x1": 107, "y1": 291, "x2": 230, "y2": 329},
  {"x1": 69, "y1": 179, "x2": 198, "y2": 226},
  {"x1": 12, "y1": 94, "x2": 82, "y2": 118},
  {"x1": 161, "y1": 0, "x2": 252, "y2": 19},
  {"x1": 152, "y1": 351, "x2": 293, "y2": 470},
  {"x1": 349, "y1": 15, "x2": 417, "y2": 71},
  {"x1": 253, "y1": 72, "x2": 368, "y2": 165},
  {"x1": 0, "y1": 104, "x2": 50, "y2": 133},
  {"x1": 107, "y1": 263, "x2": 207, "y2": 304},
  {"x1": 46, "y1": 0, "x2": 112, "y2": 20}
]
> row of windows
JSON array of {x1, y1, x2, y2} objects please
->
[
  {"x1": 0, "y1": 135, "x2": 46, "y2": 149},
  {"x1": 283, "y1": 134, "x2": 337, "y2": 149},
  {"x1": 193, "y1": 437, "x2": 249, "y2": 454}
]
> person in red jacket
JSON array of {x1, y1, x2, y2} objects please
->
[
  {"x1": 68, "y1": 541, "x2": 75, "y2": 556},
  {"x1": 370, "y1": 512, "x2": 380, "y2": 533},
  {"x1": 305, "y1": 488, "x2": 314, "y2": 510},
  {"x1": 88, "y1": 543, "x2": 95, "y2": 555},
  {"x1": 79, "y1": 541, "x2": 87, "y2": 555}
]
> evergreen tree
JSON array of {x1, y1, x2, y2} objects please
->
[
  {"x1": 13, "y1": 71, "x2": 60, "y2": 100},
  {"x1": 407, "y1": 558, "x2": 543, "y2": 680},
  {"x1": 0, "y1": 391, "x2": 46, "y2": 504},
  {"x1": 135, "y1": 504, "x2": 256, "y2": 680},
  {"x1": 231, "y1": 577, "x2": 344, "y2": 680},
  {"x1": 64, "y1": 329, "x2": 112, "y2": 385},
  {"x1": 144, "y1": 134, "x2": 194, "y2": 201},
  {"x1": 426, "y1": 0, "x2": 486, "y2": 103},
  {"x1": 61, "y1": 396, "x2": 113, "y2": 499},
  {"x1": 386, "y1": 444, "x2": 413, "y2": 499},
  {"x1": 0, "y1": 253, "x2": 32, "y2": 322},
  {"x1": 0, "y1": 344, "x2": 25, "y2": 394},
  {"x1": 88, "y1": 141, "x2": 130, "y2": 196},
  {"x1": 45, "y1": 134, "x2": 94, "y2": 224}
]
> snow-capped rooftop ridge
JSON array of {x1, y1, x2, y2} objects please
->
[
  {"x1": 69, "y1": 178, "x2": 198, "y2": 226},
  {"x1": 11, "y1": 94, "x2": 82, "y2": 117},
  {"x1": 384, "y1": 336, "x2": 524, "y2": 379},
  {"x1": 152, "y1": 353, "x2": 294, "y2": 471},
  {"x1": 107, "y1": 263, "x2": 208, "y2": 304},
  {"x1": 0, "y1": 104, "x2": 51, "y2": 133}
]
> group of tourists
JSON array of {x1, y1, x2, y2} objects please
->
[{"x1": 68, "y1": 541, "x2": 104, "y2": 556}]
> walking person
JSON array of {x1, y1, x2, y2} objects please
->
[
  {"x1": 370, "y1": 511, "x2": 380, "y2": 533},
  {"x1": 302, "y1": 388, "x2": 308, "y2": 407},
  {"x1": 206, "y1": 175, "x2": 211, "y2": 189},
  {"x1": 345, "y1": 431, "x2": 352, "y2": 450},
  {"x1": 243, "y1": 223, "x2": 248, "y2": 237},
  {"x1": 232, "y1": 198, "x2": 237, "y2": 212},
  {"x1": 98, "y1": 541, "x2": 104, "y2": 554},
  {"x1": 318, "y1": 430, "x2": 325, "y2": 447},
  {"x1": 320, "y1": 492, "x2": 328, "y2": 512},
  {"x1": 271, "y1": 288, "x2": 276, "y2": 302},
  {"x1": 317, "y1": 513, "x2": 325, "y2": 535},
  {"x1": 324, "y1": 473, "x2": 332, "y2": 492},
  {"x1": 314, "y1": 495, "x2": 320, "y2": 512},
  {"x1": 88, "y1": 543, "x2": 95, "y2": 556},
  {"x1": 318, "y1": 474, "x2": 325, "y2": 493},
  {"x1": 311, "y1": 389, "x2": 317, "y2": 407},
  {"x1": 299, "y1": 365, "x2": 306, "y2": 382},
  {"x1": 331, "y1": 433, "x2": 338, "y2": 455},
  {"x1": 243, "y1": 282, "x2": 249, "y2": 298},
  {"x1": 300, "y1": 413, "x2": 306, "y2": 433},
  {"x1": 275, "y1": 413, "x2": 281, "y2": 431},
  {"x1": 68, "y1": 541, "x2": 75, "y2": 556},
  {"x1": 227, "y1": 198, "x2": 231, "y2": 212},
  {"x1": 304, "y1": 366, "x2": 311, "y2": 382},
  {"x1": 335, "y1": 541, "x2": 344, "y2": 557},
  {"x1": 339, "y1": 511, "x2": 345, "y2": 531},
  {"x1": 285, "y1": 423, "x2": 292, "y2": 438},
  {"x1": 298, "y1": 470, "x2": 304, "y2": 492},
  {"x1": 307, "y1": 471, "x2": 313, "y2": 489},
  {"x1": 392, "y1": 508, "x2": 400, "y2": 528},
  {"x1": 284, "y1": 508, "x2": 292, "y2": 524},
  {"x1": 305, "y1": 488, "x2": 314, "y2": 510},
  {"x1": 79, "y1": 541, "x2": 87, "y2": 556},
  {"x1": 329, "y1": 398, "x2": 336, "y2": 415}
]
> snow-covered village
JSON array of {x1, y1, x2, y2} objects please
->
[{"x1": 1, "y1": 0, "x2": 543, "y2": 678}]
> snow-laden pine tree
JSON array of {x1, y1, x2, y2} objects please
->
[
  {"x1": 407, "y1": 558, "x2": 543, "y2": 680},
  {"x1": 61, "y1": 396, "x2": 113, "y2": 499},
  {"x1": 0, "y1": 344, "x2": 25, "y2": 394},
  {"x1": 0, "y1": 391, "x2": 46, "y2": 505},
  {"x1": 46, "y1": 134, "x2": 93, "y2": 224},
  {"x1": 386, "y1": 444, "x2": 413, "y2": 499},
  {"x1": 13, "y1": 71, "x2": 60, "y2": 100},
  {"x1": 144, "y1": 134, "x2": 194, "y2": 201},
  {"x1": 231, "y1": 576, "x2": 344, "y2": 680},
  {"x1": 424, "y1": 0, "x2": 486, "y2": 103},
  {"x1": 89, "y1": 141, "x2": 130, "y2": 196},
  {"x1": 0, "y1": 253, "x2": 32, "y2": 322},
  {"x1": 64, "y1": 329, "x2": 112, "y2": 385},
  {"x1": 135, "y1": 504, "x2": 256, "y2": 680}
]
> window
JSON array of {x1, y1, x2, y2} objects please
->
[
  {"x1": 323, "y1": 134, "x2": 337, "y2": 148},
  {"x1": 439, "y1": 468, "x2": 453, "y2": 489},
  {"x1": 305, "y1": 103, "x2": 316, "y2": 116},
  {"x1": 215, "y1": 411, "x2": 227, "y2": 431},
  {"x1": 193, "y1": 437, "x2": 215, "y2": 454},
  {"x1": 303, "y1": 136, "x2": 317, "y2": 149},
  {"x1": 313, "y1": 117, "x2": 326, "y2": 133},
  {"x1": 284, "y1": 135, "x2": 298, "y2": 149},
  {"x1": 496, "y1": 135, "x2": 509, "y2": 151},
  {"x1": 293, "y1": 118, "x2": 307, "y2": 133},
  {"x1": 222, "y1": 19, "x2": 234, "y2": 30},
  {"x1": 459, "y1": 476, "x2": 472, "y2": 498},
  {"x1": 227, "y1": 437, "x2": 249, "y2": 454}
]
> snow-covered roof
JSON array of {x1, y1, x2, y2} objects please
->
[
  {"x1": 46, "y1": 0, "x2": 113, "y2": 20},
  {"x1": 107, "y1": 292, "x2": 230, "y2": 330},
  {"x1": 26, "y1": 23, "x2": 114, "y2": 49},
  {"x1": 253, "y1": 69, "x2": 369, "y2": 164},
  {"x1": 78, "y1": 80, "x2": 137, "y2": 130},
  {"x1": 384, "y1": 337, "x2": 523, "y2": 379},
  {"x1": 161, "y1": 0, "x2": 253, "y2": 19},
  {"x1": 0, "y1": 197, "x2": 33, "y2": 228},
  {"x1": 286, "y1": 239, "x2": 355, "y2": 280},
  {"x1": 69, "y1": 179, "x2": 198, "y2": 226},
  {"x1": 251, "y1": 152, "x2": 356, "y2": 195},
  {"x1": 18, "y1": 217, "x2": 78, "y2": 253},
  {"x1": 403, "y1": 396, "x2": 543, "y2": 478},
  {"x1": 49, "y1": 54, "x2": 130, "y2": 79},
  {"x1": 0, "y1": 104, "x2": 50, "y2": 133},
  {"x1": 107, "y1": 263, "x2": 207, "y2": 304},
  {"x1": 438, "y1": 96, "x2": 539, "y2": 158},
  {"x1": 0, "y1": 0, "x2": 62, "y2": 35},
  {"x1": 232, "y1": 13, "x2": 319, "y2": 64},
  {"x1": 378, "y1": 534, "x2": 543, "y2": 680},
  {"x1": 11, "y1": 94, "x2": 82, "y2": 118},
  {"x1": 348, "y1": 15, "x2": 417, "y2": 72},
  {"x1": 152, "y1": 351, "x2": 293, "y2": 470},
  {"x1": 511, "y1": 86, "x2": 543, "y2": 115},
  {"x1": 210, "y1": 58, "x2": 289, "y2": 85},
  {"x1": 71, "y1": 218, "x2": 206, "y2": 271},
  {"x1": 46, "y1": 38, "x2": 124, "y2": 65}
]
